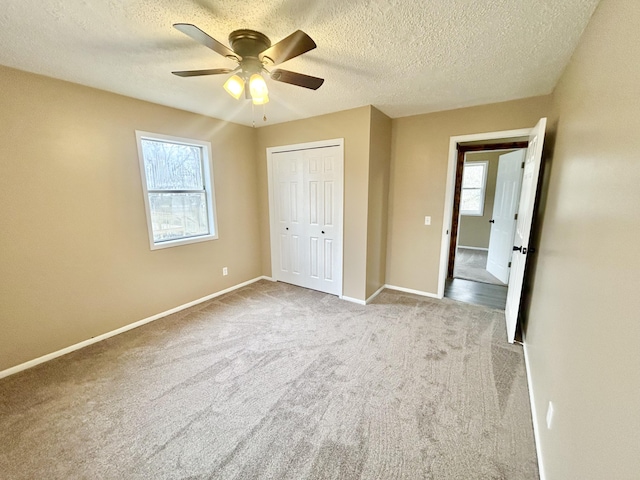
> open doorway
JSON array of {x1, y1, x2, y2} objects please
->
[
  {"x1": 438, "y1": 119, "x2": 547, "y2": 343},
  {"x1": 444, "y1": 141, "x2": 528, "y2": 310}
]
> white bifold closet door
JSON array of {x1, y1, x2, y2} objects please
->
[{"x1": 269, "y1": 144, "x2": 343, "y2": 296}]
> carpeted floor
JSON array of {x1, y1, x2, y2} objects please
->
[
  {"x1": 454, "y1": 248, "x2": 506, "y2": 286},
  {"x1": 0, "y1": 280, "x2": 538, "y2": 479}
]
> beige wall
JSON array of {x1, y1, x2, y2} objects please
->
[
  {"x1": 0, "y1": 66, "x2": 262, "y2": 371},
  {"x1": 255, "y1": 106, "x2": 372, "y2": 301},
  {"x1": 365, "y1": 107, "x2": 392, "y2": 298},
  {"x1": 458, "y1": 150, "x2": 502, "y2": 249},
  {"x1": 4, "y1": 5, "x2": 638, "y2": 475},
  {"x1": 386, "y1": 96, "x2": 552, "y2": 293},
  {"x1": 523, "y1": 0, "x2": 640, "y2": 478}
]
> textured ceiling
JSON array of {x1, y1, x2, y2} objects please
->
[{"x1": 0, "y1": 0, "x2": 600, "y2": 126}]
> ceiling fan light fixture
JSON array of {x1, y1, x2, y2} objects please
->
[
  {"x1": 223, "y1": 74, "x2": 244, "y2": 99},
  {"x1": 252, "y1": 94, "x2": 269, "y2": 106},
  {"x1": 172, "y1": 24, "x2": 325, "y2": 113},
  {"x1": 249, "y1": 73, "x2": 269, "y2": 104}
]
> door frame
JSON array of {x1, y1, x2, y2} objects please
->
[
  {"x1": 266, "y1": 138, "x2": 345, "y2": 295},
  {"x1": 447, "y1": 142, "x2": 529, "y2": 279},
  {"x1": 438, "y1": 129, "x2": 532, "y2": 298}
]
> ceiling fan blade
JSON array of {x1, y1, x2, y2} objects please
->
[
  {"x1": 172, "y1": 68, "x2": 234, "y2": 77},
  {"x1": 259, "y1": 30, "x2": 316, "y2": 65},
  {"x1": 174, "y1": 23, "x2": 241, "y2": 61},
  {"x1": 270, "y1": 69, "x2": 324, "y2": 90}
]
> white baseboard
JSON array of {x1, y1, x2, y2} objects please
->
[
  {"x1": 384, "y1": 284, "x2": 441, "y2": 299},
  {"x1": 457, "y1": 245, "x2": 489, "y2": 251},
  {"x1": 523, "y1": 341, "x2": 546, "y2": 480},
  {"x1": 340, "y1": 284, "x2": 388, "y2": 305},
  {"x1": 339, "y1": 283, "x2": 438, "y2": 305},
  {"x1": 0, "y1": 276, "x2": 271, "y2": 380},
  {"x1": 340, "y1": 295, "x2": 366, "y2": 305},
  {"x1": 365, "y1": 285, "x2": 386, "y2": 304}
]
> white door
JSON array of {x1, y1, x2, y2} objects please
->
[
  {"x1": 505, "y1": 118, "x2": 547, "y2": 343},
  {"x1": 268, "y1": 142, "x2": 344, "y2": 296},
  {"x1": 486, "y1": 149, "x2": 526, "y2": 284},
  {"x1": 272, "y1": 150, "x2": 305, "y2": 287}
]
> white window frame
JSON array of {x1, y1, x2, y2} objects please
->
[
  {"x1": 460, "y1": 160, "x2": 488, "y2": 216},
  {"x1": 135, "y1": 130, "x2": 218, "y2": 250}
]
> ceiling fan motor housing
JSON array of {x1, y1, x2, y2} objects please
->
[
  {"x1": 229, "y1": 29, "x2": 273, "y2": 76},
  {"x1": 228, "y1": 29, "x2": 271, "y2": 54}
]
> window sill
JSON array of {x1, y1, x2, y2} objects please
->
[{"x1": 150, "y1": 233, "x2": 218, "y2": 250}]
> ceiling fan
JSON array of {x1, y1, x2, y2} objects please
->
[{"x1": 172, "y1": 23, "x2": 324, "y2": 105}]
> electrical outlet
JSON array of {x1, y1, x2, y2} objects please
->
[
  {"x1": 222, "y1": 267, "x2": 228, "y2": 276},
  {"x1": 424, "y1": 216, "x2": 431, "y2": 226},
  {"x1": 546, "y1": 401, "x2": 554, "y2": 429}
]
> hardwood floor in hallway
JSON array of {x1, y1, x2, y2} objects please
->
[{"x1": 445, "y1": 277, "x2": 508, "y2": 310}]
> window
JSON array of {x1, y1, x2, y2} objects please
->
[
  {"x1": 136, "y1": 131, "x2": 218, "y2": 249},
  {"x1": 460, "y1": 160, "x2": 488, "y2": 216}
]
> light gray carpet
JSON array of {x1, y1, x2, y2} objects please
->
[
  {"x1": 0, "y1": 280, "x2": 538, "y2": 479},
  {"x1": 454, "y1": 248, "x2": 506, "y2": 286}
]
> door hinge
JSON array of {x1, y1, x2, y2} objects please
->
[
  {"x1": 508, "y1": 261, "x2": 512, "y2": 268},
  {"x1": 514, "y1": 213, "x2": 518, "y2": 220},
  {"x1": 521, "y1": 161, "x2": 525, "y2": 168}
]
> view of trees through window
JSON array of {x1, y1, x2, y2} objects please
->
[
  {"x1": 141, "y1": 139, "x2": 210, "y2": 243},
  {"x1": 460, "y1": 162, "x2": 487, "y2": 215}
]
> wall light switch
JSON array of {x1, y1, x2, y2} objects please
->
[
  {"x1": 424, "y1": 216, "x2": 431, "y2": 226},
  {"x1": 223, "y1": 267, "x2": 228, "y2": 276}
]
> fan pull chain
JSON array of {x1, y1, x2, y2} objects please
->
[
  {"x1": 252, "y1": 102, "x2": 256, "y2": 128},
  {"x1": 249, "y1": 102, "x2": 267, "y2": 127}
]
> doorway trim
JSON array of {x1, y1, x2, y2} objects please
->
[
  {"x1": 266, "y1": 138, "x2": 345, "y2": 295},
  {"x1": 437, "y1": 128, "x2": 532, "y2": 298},
  {"x1": 447, "y1": 142, "x2": 529, "y2": 279}
]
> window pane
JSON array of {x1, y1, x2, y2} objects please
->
[
  {"x1": 148, "y1": 193, "x2": 210, "y2": 242},
  {"x1": 461, "y1": 188, "x2": 482, "y2": 213},
  {"x1": 141, "y1": 139, "x2": 203, "y2": 190},
  {"x1": 462, "y1": 164, "x2": 484, "y2": 188}
]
